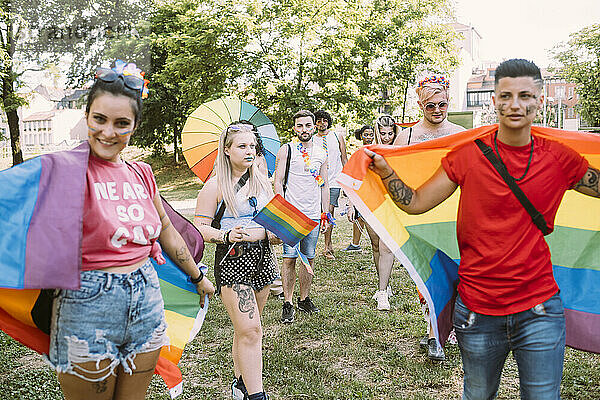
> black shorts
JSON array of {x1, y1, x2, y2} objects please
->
[{"x1": 214, "y1": 240, "x2": 279, "y2": 294}]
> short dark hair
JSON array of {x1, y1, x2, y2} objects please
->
[
  {"x1": 494, "y1": 59, "x2": 543, "y2": 87},
  {"x1": 314, "y1": 109, "x2": 332, "y2": 128},
  {"x1": 293, "y1": 109, "x2": 315, "y2": 124},
  {"x1": 86, "y1": 74, "x2": 143, "y2": 126},
  {"x1": 355, "y1": 125, "x2": 373, "y2": 140}
]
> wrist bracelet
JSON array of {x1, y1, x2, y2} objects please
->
[
  {"x1": 221, "y1": 230, "x2": 227, "y2": 244},
  {"x1": 381, "y1": 171, "x2": 395, "y2": 180},
  {"x1": 225, "y1": 230, "x2": 232, "y2": 245},
  {"x1": 190, "y1": 270, "x2": 204, "y2": 284}
]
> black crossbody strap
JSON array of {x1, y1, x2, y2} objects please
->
[
  {"x1": 211, "y1": 170, "x2": 250, "y2": 229},
  {"x1": 474, "y1": 139, "x2": 550, "y2": 236},
  {"x1": 282, "y1": 143, "x2": 292, "y2": 196}
]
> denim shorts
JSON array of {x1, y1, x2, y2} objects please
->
[
  {"x1": 47, "y1": 260, "x2": 169, "y2": 381},
  {"x1": 282, "y1": 222, "x2": 320, "y2": 259},
  {"x1": 330, "y1": 187, "x2": 341, "y2": 207}
]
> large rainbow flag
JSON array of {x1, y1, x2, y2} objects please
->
[
  {"x1": 339, "y1": 124, "x2": 600, "y2": 353},
  {"x1": 0, "y1": 143, "x2": 207, "y2": 397}
]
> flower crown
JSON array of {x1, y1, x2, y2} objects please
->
[
  {"x1": 113, "y1": 59, "x2": 149, "y2": 99},
  {"x1": 418, "y1": 75, "x2": 450, "y2": 89}
]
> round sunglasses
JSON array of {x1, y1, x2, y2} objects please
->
[{"x1": 424, "y1": 101, "x2": 448, "y2": 112}]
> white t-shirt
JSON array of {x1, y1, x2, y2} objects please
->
[
  {"x1": 314, "y1": 132, "x2": 343, "y2": 189},
  {"x1": 284, "y1": 140, "x2": 327, "y2": 219}
]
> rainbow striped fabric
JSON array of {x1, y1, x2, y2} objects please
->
[
  {"x1": 252, "y1": 194, "x2": 318, "y2": 247},
  {"x1": 339, "y1": 125, "x2": 600, "y2": 353},
  {"x1": 0, "y1": 143, "x2": 207, "y2": 397}
]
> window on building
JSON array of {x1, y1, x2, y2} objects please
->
[
  {"x1": 555, "y1": 85, "x2": 565, "y2": 100},
  {"x1": 467, "y1": 91, "x2": 493, "y2": 107},
  {"x1": 567, "y1": 108, "x2": 575, "y2": 119},
  {"x1": 568, "y1": 86, "x2": 574, "y2": 99}
]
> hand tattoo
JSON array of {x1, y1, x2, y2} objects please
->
[
  {"x1": 387, "y1": 178, "x2": 413, "y2": 206},
  {"x1": 232, "y1": 284, "x2": 256, "y2": 319}
]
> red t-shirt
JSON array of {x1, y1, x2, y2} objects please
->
[
  {"x1": 81, "y1": 156, "x2": 163, "y2": 270},
  {"x1": 441, "y1": 132, "x2": 588, "y2": 315}
]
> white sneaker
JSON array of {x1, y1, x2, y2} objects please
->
[
  {"x1": 374, "y1": 290, "x2": 390, "y2": 311},
  {"x1": 386, "y1": 285, "x2": 393, "y2": 298}
]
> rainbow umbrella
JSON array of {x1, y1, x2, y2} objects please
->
[{"x1": 182, "y1": 97, "x2": 280, "y2": 182}]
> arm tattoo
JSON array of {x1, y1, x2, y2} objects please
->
[
  {"x1": 176, "y1": 246, "x2": 191, "y2": 264},
  {"x1": 387, "y1": 178, "x2": 414, "y2": 206},
  {"x1": 575, "y1": 167, "x2": 600, "y2": 196},
  {"x1": 232, "y1": 284, "x2": 256, "y2": 319}
]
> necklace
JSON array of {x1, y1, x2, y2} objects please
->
[
  {"x1": 297, "y1": 141, "x2": 325, "y2": 186},
  {"x1": 493, "y1": 132, "x2": 533, "y2": 182}
]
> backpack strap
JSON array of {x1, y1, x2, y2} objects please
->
[
  {"x1": 282, "y1": 143, "x2": 292, "y2": 196},
  {"x1": 474, "y1": 138, "x2": 549, "y2": 236},
  {"x1": 211, "y1": 170, "x2": 250, "y2": 229}
]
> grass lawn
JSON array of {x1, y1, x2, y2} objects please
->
[{"x1": 1, "y1": 154, "x2": 600, "y2": 399}]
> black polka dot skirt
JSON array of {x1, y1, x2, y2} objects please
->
[{"x1": 214, "y1": 240, "x2": 278, "y2": 294}]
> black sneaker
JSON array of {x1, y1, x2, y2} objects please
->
[
  {"x1": 281, "y1": 301, "x2": 295, "y2": 324},
  {"x1": 231, "y1": 376, "x2": 248, "y2": 400},
  {"x1": 297, "y1": 296, "x2": 319, "y2": 313}
]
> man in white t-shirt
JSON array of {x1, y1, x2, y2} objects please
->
[
  {"x1": 313, "y1": 109, "x2": 348, "y2": 260},
  {"x1": 273, "y1": 110, "x2": 330, "y2": 323}
]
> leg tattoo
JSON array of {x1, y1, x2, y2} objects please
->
[
  {"x1": 232, "y1": 284, "x2": 256, "y2": 319},
  {"x1": 92, "y1": 380, "x2": 108, "y2": 394}
]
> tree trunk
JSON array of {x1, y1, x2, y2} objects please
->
[
  {"x1": 173, "y1": 124, "x2": 180, "y2": 164},
  {"x1": 401, "y1": 79, "x2": 409, "y2": 123},
  {"x1": 2, "y1": 75, "x2": 23, "y2": 165},
  {"x1": 7, "y1": 108, "x2": 22, "y2": 165}
]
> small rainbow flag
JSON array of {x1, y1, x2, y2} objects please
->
[
  {"x1": 252, "y1": 194, "x2": 318, "y2": 247},
  {"x1": 396, "y1": 121, "x2": 418, "y2": 129}
]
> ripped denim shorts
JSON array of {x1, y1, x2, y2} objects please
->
[{"x1": 47, "y1": 260, "x2": 169, "y2": 381}]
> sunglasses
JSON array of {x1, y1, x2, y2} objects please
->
[
  {"x1": 95, "y1": 68, "x2": 144, "y2": 93},
  {"x1": 424, "y1": 101, "x2": 448, "y2": 112}
]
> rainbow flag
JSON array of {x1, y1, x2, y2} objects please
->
[
  {"x1": 0, "y1": 143, "x2": 207, "y2": 397},
  {"x1": 252, "y1": 194, "x2": 318, "y2": 247},
  {"x1": 396, "y1": 121, "x2": 419, "y2": 129},
  {"x1": 339, "y1": 125, "x2": 600, "y2": 353}
]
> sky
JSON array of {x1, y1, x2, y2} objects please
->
[{"x1": 454, "y1": 0, "x2": 600, "y2": 68}]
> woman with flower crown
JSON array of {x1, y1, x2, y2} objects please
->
[
  {"x1": 46, "y1": 61, "x2": 215, "y2": 400},
  {"x1": 194, "y1": 121, "x2": 281, "y2": 400}
]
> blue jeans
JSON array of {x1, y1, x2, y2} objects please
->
[{"x1": 453, "y1": 292, "x2": 565, "y2": 400}]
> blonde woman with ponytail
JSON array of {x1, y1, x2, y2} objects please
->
[{"x1": 194, "y1": 122, "x2": 279, "y2": 400}]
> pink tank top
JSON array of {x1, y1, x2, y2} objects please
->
[{"x1": 81, "y1": 155, "x2": 163, "y2": 270}]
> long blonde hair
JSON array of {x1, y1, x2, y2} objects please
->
[
  {"x1": 215, "y1": 124, "x2": 271, "y2": 218},
  {"x1": 373, "y1": 114, "x2": 398, "y2": 144}
]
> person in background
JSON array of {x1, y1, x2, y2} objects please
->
[
  {"x1": 313, "y1": 110, "x2": 348, "y2": 260},
  {"x1": 370, "y1": 115, "x2": 399, "y2": 311},
  {"x1": 47, "y1": 61, "x2": 215, "y2": 400},
  {"x1": 396, "y1": 75, "x2": 465, "y2": 361},
  {"x1": 273, "y1": 110, "x2": 329, "y2": 323},
  {"x1": 195, "y1": 122, "x2": 280, "y2": 400},
  {"x1": 343, "y1": 125, "x2": 375, "y2": 253}
]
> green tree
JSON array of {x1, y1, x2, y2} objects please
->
[
  {"x1": 552, "y1": 23, "x2": 600, "y2": 127},
  {"x1": 241, "y1": 0, "x2": 458, "y2": 141},
  {"x1": 1, "y1": 0, "x2": 150, "y2": 165},
  {"x1": 132, "y1": 0, "x2": 251, "y2": 160}
]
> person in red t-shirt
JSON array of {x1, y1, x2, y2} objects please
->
[
  {"x1": 47, "y1": 62, "x2": 215, "y2": 400},
  {"x1": 364, "y1": 59, "x2": 600, "y2": 399}
]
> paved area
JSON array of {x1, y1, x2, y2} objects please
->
[{"x1": 168, "y1": 199, "x2": 196, "y2": 218}]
